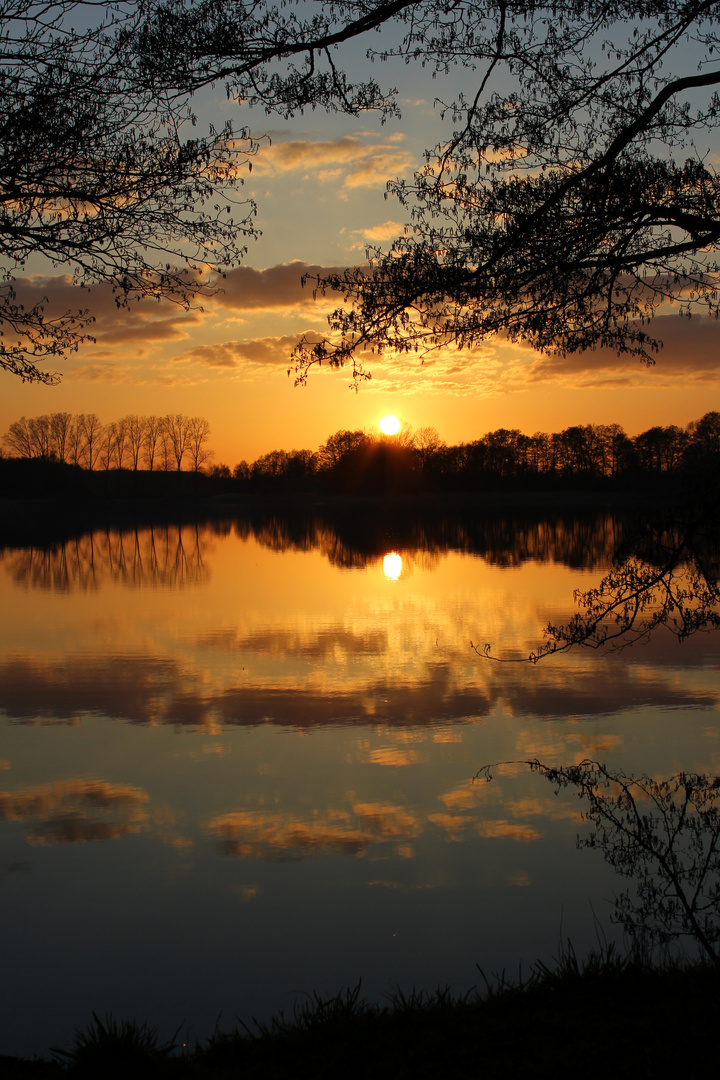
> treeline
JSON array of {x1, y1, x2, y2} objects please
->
[
  {"x1": 231, "y1": 413, "x2": 720, "y2": 493},
  {"x1": 2, "y1": 412, "x2": 212, "y2": 472},
  {"x1": 4, "y1": 411, "x2": 720, "y2": 496}
]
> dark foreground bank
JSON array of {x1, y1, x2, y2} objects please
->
[{"x1": 3, "y1": 953, "x2": 719, "y2": 1080}]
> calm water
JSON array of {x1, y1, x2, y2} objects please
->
[{"x1": 1, "y1": 509, "x2": 719, "y2": 1056}]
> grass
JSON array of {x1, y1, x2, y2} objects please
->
[{"x1": 4, "y1": 945, "x2": 719, "y2": 1079}]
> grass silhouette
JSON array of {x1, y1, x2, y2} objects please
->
[{"x1": 4, "y1": 945, "x2": 718, "y2": 1079}]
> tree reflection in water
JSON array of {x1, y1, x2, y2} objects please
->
[
  {"x1": 3, "y1": 524, "x2": 209, "y2": 590},
  {"x1": 472, "y1": 497, "x2": 720, "y2": 662},
  {"x1": 478, "y1": 500, "x2": 720, "y2": 964},
  {"x1": 1, "y1": 504, "x2": 625, "y2": 589},
  {"x1": 480, "y1": 760, "x2": 720, "y2": 968}
]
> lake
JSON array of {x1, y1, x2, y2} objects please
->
[{"x1": 1, "y1": 502, "x2": 719, "y2": 1057}]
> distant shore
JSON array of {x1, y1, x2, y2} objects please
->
[
  {"x1": 0, "y1": 483, "x2": 677, "y2": 552},
  {"x1": 0, "y1": 452, "x2": 707, "y2": 554}
]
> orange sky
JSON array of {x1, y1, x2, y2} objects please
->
[{"x1": 3, "y1": 74, "x2": 720, "y2": 468}]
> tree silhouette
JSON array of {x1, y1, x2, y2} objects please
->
[
  {"x1": 276, "y1": 1, "x2": 720, "y2": 380},
  {"x1": 0, "y1": 1, "x2": 262, "y2": 383},
  {"x1": 7, "y1": 4, "x2": 720, "y2": 384}
]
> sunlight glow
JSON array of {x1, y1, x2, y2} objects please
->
[
  {"x1": 379, "y1": 415, "x2": 401, "y2": 435},
  {"x1": 383, "y1": 552, "x2": 403, "y2": 581}
]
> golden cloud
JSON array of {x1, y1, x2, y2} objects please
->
[
  {"x1": 427, "y1": 812, "x2": 468, "y2": 840},
  {"x1": 368, "y1": 747, "x2": 422, "y2": 766},
  {"x1": 359, "y1": 220, "x2": 406, "y2": 242},
  {"x1": 206, "y1": 800, "x2": 422, "y2": 859},
  {"x1": 342, "y1": 151, "x2": 415, "y2": 189},
  {"x1": 352, "y1": 802, "x2": 422, "y2": 839},
  {"x1": 254, "y1": 135, "x2": 415, "y2": 188},
  {"x1": 0, "y1": 779, "x2": 149, "y2": 845},
  {"x1": 475, "y1": 820, "x2": 540, "y2": 842}
]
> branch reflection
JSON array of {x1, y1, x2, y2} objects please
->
[
  {"x1": 481, "y1": 759, "x2": 720, "y2": 967},
  {"x1": 532, "y1": 500, "x2": 720, "y2": 659}
]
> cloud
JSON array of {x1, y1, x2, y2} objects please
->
[
  {"x1": 66, "y1": 361, "x2": 130, "y2": 381},
  {"x1": 205, "y1": 800, "x2": 421, "y2": 860},
  {"x1": 209, "y1": 262, "x2": 348, "y2": 312},
  {"x1": 182, "y1": 333, "x2": 313, "y2": 372},
  {"x1": 254, "y1": 135, "x2": 415, "y2": 188},
  {"x1": 349, "y1": 341, "x2": 508, "y2": 396},
  {"x1": 525, "y1": 314, "x2": 720, "y2": 387},
  {"x1": 0, "y1": 653, "x2": 489, "y2": 729},
  {"x1": 199, "y1": 626, "x2": 388, "y2": 660},
  {"x1": 193, "y1": 286, "x2": 720, "y2": 391},
  {"x1": 475, "y1": 820, "x2": 540, "y2": 842},
  {"x1": 0, "y1": 779, "x2": 149, "y2": 845},
  {"x1": 344, "y1": 220, "x2": 407, "y2": 251},
  {"x1": 0, "y1": 263, "x2": 524, "y2": 396},
  {"x1": 11, "y1": 274, "x2": 203, "y2": 349},
  {"x1": 6, "y1": 274, "x2": 208, "y2": 379},
  {"x1": 357, "y1": 220, "x2": 406, "y2": 242},
  {"x1": 342, "y1": 151, "x2": 415, "y2": 189}
]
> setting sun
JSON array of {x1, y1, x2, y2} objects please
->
[{"x1": 379, "y1": 415, "x2": 401, "y2": 436}]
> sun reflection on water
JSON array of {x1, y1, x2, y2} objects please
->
[{"x1": 383, "y1": 552, "x2": 402, "y2": 581}]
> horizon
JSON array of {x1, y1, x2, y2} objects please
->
[{"x1": 3, "y1": 407, "x2": 716, "y2": 474}]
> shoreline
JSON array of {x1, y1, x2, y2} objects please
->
[{"x1": 2, "y1": 956, "x2": 718, "y2": 1077}]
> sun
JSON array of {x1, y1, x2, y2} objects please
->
[{"x1": 379, "y1": 414, "x2": 401, "y2": 436}]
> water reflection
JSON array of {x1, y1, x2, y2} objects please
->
[
  {"x1": 0, "y1": 779, "x2": 149, "y2": 844},
  {"x1": 0, "y1": 505, "x2": 624, "y2": 591},
  {"x1": 0, "y1": 654, "x2": 493, "y2": 727},
  {"x1": 2, "y1": 524, "x2": 209, "y2": 591},
  {"x1": 532, "y1": 500, "x2": 720, "y2": 657},
  {"x1": 1, "y1": 504, "x2": 719, "y2": 1058},
  {"x1": 483, "y1": 760, "x2": 720, "y2": 966},
  {"x1": 222, "y1": 506, "x2": 625, "y2": 570},
  {"x1": 383, "y1": 552, "x2": 402, "y2": 581},
  {"x1": 207, "y1": 801, "x2": 423, "y2": 861}
]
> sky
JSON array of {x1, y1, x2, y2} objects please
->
[{"x1": 3, "y1": 24, "x2": 720, "y2": 468}]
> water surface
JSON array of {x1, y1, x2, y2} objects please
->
[{"x1": 1, "y1": 509, "x2": 718, "y2": 1056}]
